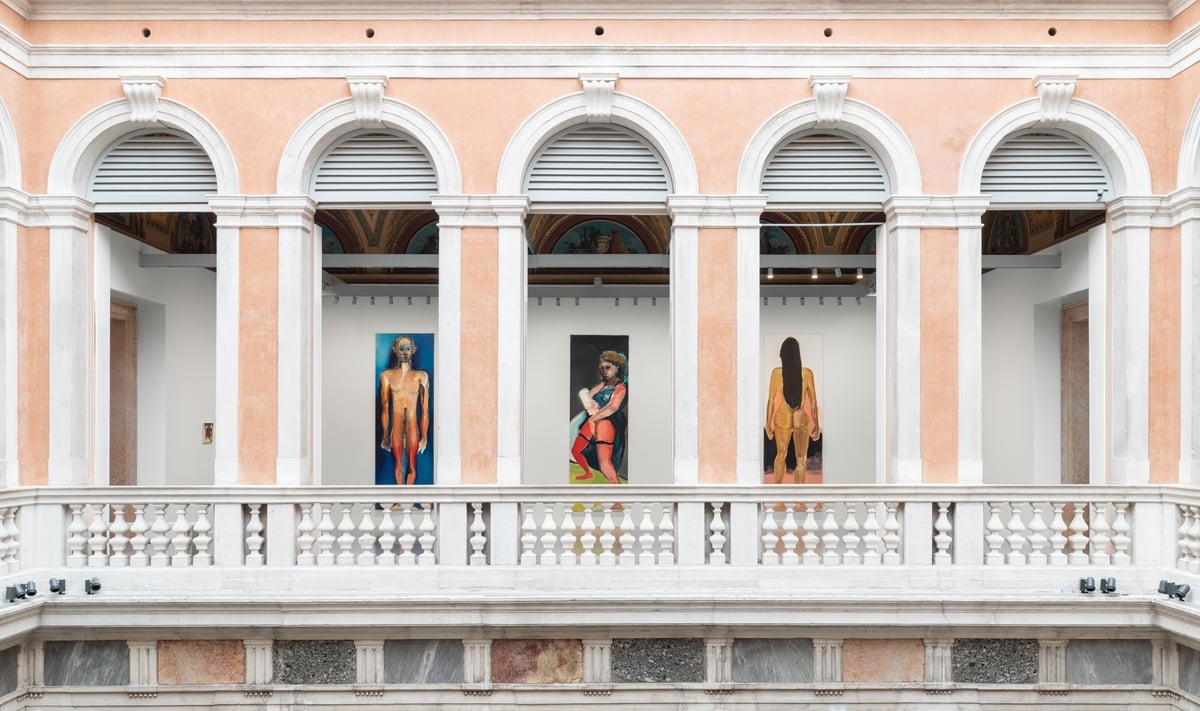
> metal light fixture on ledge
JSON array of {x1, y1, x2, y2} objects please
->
[
  {"x1": 1079, "y1": 577, "x2": 1096, "y2": 593},
  {"x1": 49, "y1": 578, "x2": 66, "y2": 595},
  {"x1": 1099, "y1": 577, "x2": 1117, "y2": 594},
  {"x1": 84, "y1": 578, "x2": 102, "y2": 595},
  {"x1": 1159, "y1": 580, "x2": 1191, "y2": 600}
]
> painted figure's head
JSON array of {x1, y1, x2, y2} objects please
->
[
  {"x1": 598, "y1": 350, "x2": 627, "y2": 381},
  {"x1": 392, "y1": 335, "x2": 417, "y2": 364}
]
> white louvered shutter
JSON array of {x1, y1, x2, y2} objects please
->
[
  {"x1": 89, "y1": 131, "x2": 217, "y2": 210},
  {"x1": 526, "y1": 124, "x2": 670, "y2": 204},
  {"x1": 762, "y1": 132, "x2": 889, "y2": 206},
  {"x1": 982, "y1": 131, "x2": 1111, "y2": 205},
  {"x1": 312, "y1": 131, "x2": 438, "y2": 204}
]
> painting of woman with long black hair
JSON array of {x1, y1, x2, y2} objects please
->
[{"x1": 764, "y1": 336, "x2": 822, "y2": 484}]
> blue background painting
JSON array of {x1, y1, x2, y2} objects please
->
[{"x1": 375, "y1": 332, "x2": 435, "y2": 485}]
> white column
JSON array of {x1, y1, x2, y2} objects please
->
[
  {"x1": 1175, "y1": 191, "x2": 1200, "y2": 485},
  {"x1": 883, "y1": 198, "x2": 924, "y2": 484},
  {"x1": 275, "y1": 197, "x2": 317, "y2": 485},
  {"x1": 0, "y1": 190, "x2": 23, "y2": 488},
  {"x1": 128, "y1": 641, "x2": 158, "y2": 686},
  {"x1": 355, "y1": 640, "x2": 385, "y2": 684},
  {"x1": 41, "y1": 197, "x2": 93, "y2": 486},
  {"x1": 1108, "y1": 198, "x2": 1155, "y2": 485},
  {"x1": 1152, "y1": 637, "x2": 1178, "y2": 687},
  {"x1": 734, "y1": 197, "x2": 769, "y2": 484},
  {"x1": 463, "y1": 638, "x2": 492, "y2": 686},
  {"x1": 813, "y1": 639, "x2": 843, "y2": 683},
  {"x1": 20, "y1": 640, "x2": 43, "y2": 687},
  {"x1": 582, "y1": 639, "x2": 612, "y2": 684},
  {"x1": 494, "y1": 198, "x2": 529, "y2": 486},
  {"x1": 924, "y1": 638, "x2": 954, "y2": 684},
  {"x1": 431, "y1": 196, "x2": 464, "y2": 485},
  {"x1": 210, "y1": 199, "x2": 242, "y2": 486},
  {"x1": 1038, "y1": 639, "x2": 1068, "y2": 684},
  {"x1": 705, "y1": 637, "x2": 733, "y2": 685},
  {"x1": 956, "y1": 199, "x2": 989, "y2": 484},
  {"x1": 244, "y1": 639, "x2": 273, "y2": 685},
  {"x1": 667, "y1": 197, "x2": 701, "y2": 484}
]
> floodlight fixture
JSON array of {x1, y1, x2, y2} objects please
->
[
  {"x1": 1079, "y1": 577, "x2": 1096, "y2": 593},
  {"x1": 84, "y1": 578, "x2": 101, "y2": 595},
  {"x1": 49, "y1": 578, "x2": 66, "y2": 595}
]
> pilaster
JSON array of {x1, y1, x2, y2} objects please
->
[
  {"x1": 1172, "y1": 189, "x2": 1200, "y2": 485},
  {"x1": 273, "y1": 197, "x2": 318, "y2": 485},
  {"x1": 355, "y1": 640, "x2": 385, "y2": 684},
  {"x1": 924, "y1": 637, "x2": 953, "y2": 684},
  {"x1": 0, "y1": 189, "x2": 26, "y2": 489},
  {"x1": 244, "y1": 639, "x2": 273, "y2": 685},
  {"x1": 666, "y1": 196, "x2": 700, "y2": 484},
  {"x1": 705, "y1": 637, "x2": 734, "y2": 685},
  {"x1": 813, "y1": 638, "x2": 843, "y2": 683},
  {"x1": 128, "y1": 641, "x2": 158, "y2": 686},
  {"x1": 1038, "y1": 639, "x2": 1068, "y2": 684},
  {"x1": 582, "y1": 639, "x2": 612, "y2": 684},
  {"x1": 20, "y1": 639, "x2": 43, "y2": 687},
  {"x1": 463, "y1": 638, "x2": 492, "y2": 687}
]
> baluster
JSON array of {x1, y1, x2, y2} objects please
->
[
  {"x1": 397, "y1": 504, "x2": 417, "y2": 564},
  {"x1": 598, "y1": 506, "x2": 617, "y2": 565},
  {"x1": 1004, "y1": 504, "x2": 1027, "y2": 565},
  {"x1": 1188, "y1": 505, "x2": 1200, "y2": 574},
  {"x1": 617, "y1": 507, "x2": 635, "y2": 565},
  {"x1": 520, "y1": 505, "x2": 538, "y2": 565},
  {"x1": 149, "y1": 504, "x2": 171, "y2": 567},
  {"x1": 933, "y1": 502, "x2": 953, "y2": 565},
  {"x1": 87, "y1": 504, "x2": 110, "y2": 567},
  {"x1": 1049, "y1": 503, "x2": 1068, "y2": 566},
  {"x1": 862, "y1": 503, "x2": 883, "y2": 566},
  {"x1": 801, "y1": 507, "x2": 820, "y2": 565},
  {"x1": 984, "y1": 503, "x2": 1005, "y2": 565},
  {"x1": 316, "y1": 503, "x2": 336, "y2": 566},
  {"x1": 558, "y1": 506, "x2": 577, "y2": 566},
  {"x1": 170, "y1": 504, "x2": 193, "y2": 566},
  {"x1": 357, "y1": 506, "x2": 378, "y2": 566},
  {"x1": 657, "y1": 506, "x2": 675, "y2": 565},
  {"x1": 761, "y1": 506, "x2": 780, "y2": 566},
  {"x1": 1089, "y1": 502, "x2": 1111, "y2": 565},
  {"x1": 579, "y1": 508, "x2": 598, "y2": 566},
  {"x1": 1177, "y1": 505, "x2": 1193, "y2": 570},
  {"x1": 66, "y1": 504, "x2": 87, "y2": 567},
  {"x1": 882, "y1": 503, "x2": 902, "y2": 565},
  {"x1": 781, "y1": 508, "x2": 800, "y2": 566},
  {"x1": 245, "y1": 504, "x2": 265, "y2": 566},
  {"x1": 417, "y1": 506, "x2": 436, "y2": 566},
  {"x1": 469, "y1": 503, "x2": 488, "y2": 566},
  {"x1": 129, "y1": 504, "x2": 149, "y2": 567},
  {"x1": 0, "y1": 508, "x2": 11, "y2": 566},
  {"x1": 1067, "y1": 502, "x2": 1089, "y2": 565},
  {"x1": 843, "y1": 503, "x2": 862, "y2": 566},
  {"x1": 637, "y1": 505, "x2": 656, "y2": 566},
  {"x1": 335, "y1": 504, "x2": 356, "y2": 565},
  {"x1": 192, "y1": 505, "x2": 212, "y2": 567},
  {"x1": 821, "y1": 506, "x2": 841, "y2": 566},
  {"x1": 2, "y1": 507, "x2": 17, "y2": 567},
  {"x1": 1026, "y1": 503, "x2": 1048, "y2": 566},
  {"x1": 1111, "y1": 502, "x2": 1132, "y2": 566},
  {"x1": 708, "y1": 502, "x2": 727, "y2": 566},
  {"x1": 296, "y1": 504, "x2": 317, "y2": 565},
  {"x1": 108, "y1": 506, "x2": 130, "y2": 567},
  {"x1": 539, "y1": 507, "x2": 559, "y2": 565},
  {"x1": 377, "y1": 507, "x2": 397, "y2": 566}
]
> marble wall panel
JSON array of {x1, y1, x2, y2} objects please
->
[
  {"x1": 383, "y1": 640, "x2": 463, "y2": 684},
  {"x1": 157, "y1": 640, "x2": 245, "y2": 685},
  {"x1": 1065, "y1": 639, "x2": 1152, "y2": 685},
  {"x1": 43, "y1": 641, "x2": 130, "y2": 686},
  {"x1": 1180, "y1": 644, "x2": 1200, "y2": 697},
  {"x1": 843, "y1": 639, "x2": 924, "y2": 682},
  {"x1": 491, "y1": 639, "x2": 582, "y2": 683},
  {"x1": 612, "y1": 639, "x2": 704, "y2": 683},
  {"x1": 951, "y1": 639, "x2": 1037, "y2": 684},
  {"x1": 731, "y1": 638, "x2": 813, "y2": 683},
  {"x1": 0, "y1": 646, "x2": 17, "y2": 696},
  {"x1": 273, "y1": 640, "x2": 355, "y2": 685}
]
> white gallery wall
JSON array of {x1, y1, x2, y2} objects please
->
[
  {"x1": 981, "y1": 226, "x2": 1103, "y2": 485},
  {"x1": 99, "y1": 226, "x2": 217, "y2": 486},
  {"x1": 525, "y1": 298, "x2": 672, "y2": 485},
  {"x1": 760, "y1": 299, "x2": 877, "y2": 484},
  {"x1": 322, "y1": 297, "x2": 438, "y2": 485}
]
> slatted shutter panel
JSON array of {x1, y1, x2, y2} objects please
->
[
  {"x1": 526, "y1": 124, "x2": 670, "y2": 204},
  {"x1": 89, "y1": 131, "x2": 217, "y2": 210},
  {"x1": 982, "y1": 131, "x2": 1111, "y2": 205},
  {"x1": 762, "y1": 132, "x2": 889, "y2": 205},
  {"x1": 312, "y1": 131, "x2": 438, "y2": 204}
]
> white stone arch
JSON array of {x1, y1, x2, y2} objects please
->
[
  {"x1": 738, "y1": 97, "x2": 921, "y2": 198},
  {"x1": 497, "y1": 91, "x2": 698, "y2": 198},
  {"x1": 278, "y1": 97, "x2": 461, "y2": 197},
  {"x1": 48, "y1": 98, "x2": 238, "y2": 197},
  {"x1": 0, "y1": 96, "x2": 21, "y2": 188},
  {"x1": 959, "y1": 97, "x2": 1151, "y2": 198},
  {"x1": 1177, "y1": 95, "x2": 1200, "y2": 190}
]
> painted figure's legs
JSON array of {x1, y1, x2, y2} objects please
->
[
  {"x1": 572, "y1": 421, "x2": 596, "y2": 480},
  {"x1": 772, "y1": 426, "x2": 792, "y2": 483},
  {"x1": 593, "y1": 420, "x2": 619, "y2": 484}
]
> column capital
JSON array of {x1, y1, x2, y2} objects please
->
[
  {"x1": 667, "y1": 195, "x2": 769, "y2": 228},
  {"x1": 0, "y1": 187, "x2": 29, "y2": 224},
  {"x1": 431, "y1": 195, "x2": 529, "y2": 228},
  {"x1": 883, "y1": 195, "x2": 990, "y2": 229},
  {"x1": 25, "y1": 195, "x2": 94, "y2": 230},
  {"x1": 1107, "y1": 195, "x2": 1167, "y2": 231},
  {"x1": 208, "y1": 195, "x2": 317, "y2": 228}
]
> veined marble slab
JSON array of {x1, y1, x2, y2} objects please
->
[
  {"x1": 383, "y1": 640, "x2": 463, "y2": 684},
  {"x1": 732, "y1": 638, "x2": 813, "y2": 683},
  {"x1": 1066, "y1": 639, "x2": 1151, "y2": 684},
  {"x1": 44, "y1": 641, "x2": 130, "y2": 686},
  {"x1": 0, "y1": 646, "x2": 17, "y2": 696}
]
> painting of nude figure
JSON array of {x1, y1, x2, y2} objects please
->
[
  {"x1": 762, "y1": 334, "x2": 823, "y2": 484},
  {"x1": 568, "y1": 335, "x2": 629, "y2": 485},
  {"x1": 375, "y1": 333, "x2": 434, "y2": 486}
]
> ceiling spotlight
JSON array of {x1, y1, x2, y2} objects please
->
[
  {"x1": 49, "y1": 578, "x2": 65, "y2": 594},
  {"x1": 1160, "y1": 580, "x2": 1191, "y2": 601},
  {"x1": 352, "y1": 296, "x2": 358, "y2": 305},
  {"x1": 836, "y1": 297, "x2": 843, "y2": 306},
  {"x1": 407, "y1": 296, "x2": 412, "y2": 305},
  {"x1": 855, "y1": 297, "x2": 862, "y2": 305},
  {"x1": 856, "y1": 267, "x2": 864, "y2": 280},
  {"x1": 614, "y1": 298, "x2": 619, "y2": 306},
  {"x1": 810, "y1": 267, "x2": 818, "y2": 280},
  {"x1": 537, "y1": 297, "x2": 543, "y2": 306},
  {"x1": 593, "y1": 277, "x2": 602, "y2": 287},
  {"x1": 818, "y1": 296, "x2": 825, "y2": 306},
  {"x1": 1079, "y1": 577, "x2": 1096, "y2": 593},
  {"x1": 834, "y1": 267, "x2": 843, "y2": 278},
  {"x1": 369, "y1": 296, "x2": 375, "y2": 305},
  {"x1": 84, "y1": 578, "x2": 101, "y2": 595},
  {"x1": 782, "y1": 296, "x2": 787, "y2": 306},
  {"x1": 767, "y1": 267, "x2": 774, "y2": 280},
  {"x1": 1099, "y1": 577, "x2": 1117, "y2": 594}
]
